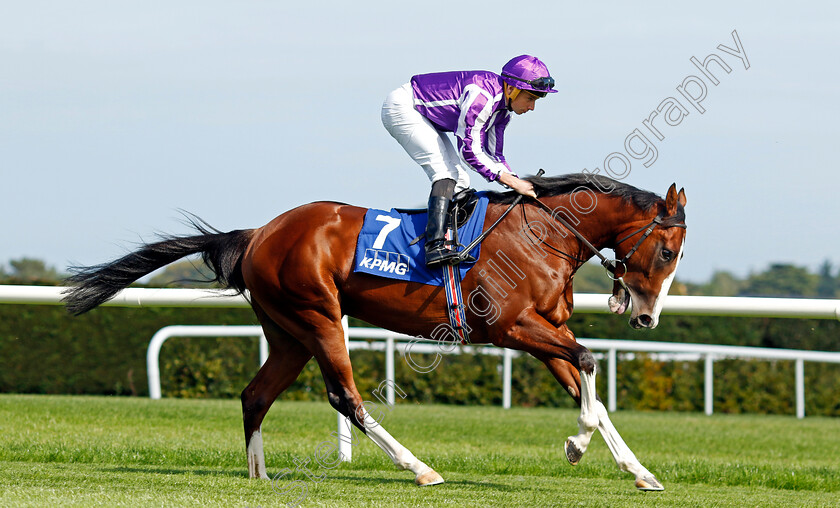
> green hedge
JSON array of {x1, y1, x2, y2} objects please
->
[
  {"x1": 0, "y1": 305, "x2": 258, "y2": 396},
  {"x1": 1, "y1": 303, "x2": 838, "y2": 416}
]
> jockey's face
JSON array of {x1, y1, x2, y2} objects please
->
[{"x1": 506, "y1": 85, "x2": 539, "y2": 115}]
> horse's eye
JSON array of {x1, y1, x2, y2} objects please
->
[{"x1": 661, "y1": 249, "x2": 673, "y2": 262}]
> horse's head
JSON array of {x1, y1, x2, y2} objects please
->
[{"x1": 608, "y1": 184, "x2": 687, "y2": 329}]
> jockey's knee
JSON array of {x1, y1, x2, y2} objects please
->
[{"x1": 430, "y1": 178, "x2": 456, "y2": 198}]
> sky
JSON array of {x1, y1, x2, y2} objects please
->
[{"x1": 1, "y1": 1, "x2": 838, "y2": 283}]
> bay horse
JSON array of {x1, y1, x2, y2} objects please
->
[{"x1": 63, "y1": 173, "x2": 687, "y2": 491}]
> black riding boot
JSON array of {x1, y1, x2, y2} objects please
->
[{"x1": 424, "y1": 196, "x2": 457, "y2": 267}]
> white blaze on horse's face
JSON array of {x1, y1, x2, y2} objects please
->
[
  {"x1": 625, "y1": 237, "x2": 685, "y2": 329},
  {"x1": 650, "y1": 238, "x2": 685, "y2": 325}
]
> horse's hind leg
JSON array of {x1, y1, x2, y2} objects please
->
[
  {"x1": 314, "y1": 322, "x2": 443, "y2": 486},
  {"x1": 262, "y1": 304, "x2": 443, "y2": 486},
  {"x1": 242, "y1": 307, "x2": 313, "y2": 479},
  {"x1": 354, "y1": 408, "x2": 444, "y2": 486},
  {"x1": 542, "y1": 357, "x2": 663, "y2": 491}
]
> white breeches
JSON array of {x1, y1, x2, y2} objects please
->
[{"x1": 381, "y1": 83, "x2": 470, "y2": 193}]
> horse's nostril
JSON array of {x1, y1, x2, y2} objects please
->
[{"x1": 638, "y1": 314, "x2": 652, "y2": 327}]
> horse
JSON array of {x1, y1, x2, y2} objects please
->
[{"x1": 63, "y1": 173, "x2": 687, "y2": 492}]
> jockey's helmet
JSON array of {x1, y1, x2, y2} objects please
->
[{"x1": 501, "y1": 55, "x2": 558, "y2": 100}]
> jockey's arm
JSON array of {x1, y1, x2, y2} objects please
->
[{"x1": 456, "y1": 87, "x2": 536, "y2": 199}]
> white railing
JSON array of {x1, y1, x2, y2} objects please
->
[
  {"x1": 3, "y1": 285, "x2": 840, "y2": 319},
  {"x1": 145, "y1": 323, "x2": 840, "y2": 420},
  {"x1": 143, "y1": 323, "x2": 840, "y2": 463},
  {"x1": 0, "y1": 286, "x2": 248, "y2": 308},
  {"x1": 146, "y1": 325, "x2": 270, "y2": 400}
]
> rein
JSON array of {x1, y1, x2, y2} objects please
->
[
  {"x1": 452, "y1": 169, "x2": 545, "y2": 263},
  {"x1": 529, "y1": 197, "x2": 687, "y2": 280},
  {"x1": 452, "y1": 170, "x2": 686, "y2": 284}
]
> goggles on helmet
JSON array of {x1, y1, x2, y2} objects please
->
[{"x1": 501, "y1": 74, "x2": 556, "y2": 91}]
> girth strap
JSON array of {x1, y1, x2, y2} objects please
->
[{"x1": 441, "y1": 228, "x2": 471, "y2": 344}]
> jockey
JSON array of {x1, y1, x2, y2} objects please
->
[{"x1": 382, "y1": 54, "x2": 557, "y2": 267}]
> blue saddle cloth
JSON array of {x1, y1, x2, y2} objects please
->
[{"x1": 353, "y1": 193, "x2": 489, "y2": 286}]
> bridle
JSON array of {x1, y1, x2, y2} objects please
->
[
  {"x1": 529, "y1": 197, "x2": 687, "y2": 284},
  {"x1": 450, "y1": 171, "x2": 687, "y2": 288}
]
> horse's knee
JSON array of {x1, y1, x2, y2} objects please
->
[{"x1": 576, "y1": 347, "x2": 597, "y2": 375}]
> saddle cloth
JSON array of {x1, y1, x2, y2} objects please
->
[{"x1": 353, "y1": 193, "x2": 489, "y2": 286}]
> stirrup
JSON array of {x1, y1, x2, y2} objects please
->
[
  {"x1": 425, "y1": 246, "x2": 459, "y2": 267},
  {"x1": 425, "y1": 244, "x2": 475, "y2": 267}
]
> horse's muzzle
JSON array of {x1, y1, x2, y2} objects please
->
[{"x1": 629, "y1": 314, "x2": 654, "y2": 329}]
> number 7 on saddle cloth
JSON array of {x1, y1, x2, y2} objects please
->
[{"x1": 353, "y1": 193, "x2": 489, "y2": 286}]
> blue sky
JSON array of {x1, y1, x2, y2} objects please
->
[{"x1": 2, "y1": 1, "x2": 838, "y2": 283}]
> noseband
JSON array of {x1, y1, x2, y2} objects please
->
[{"x1": 530, "y1": 198, "x2": 687, "y2": 281}]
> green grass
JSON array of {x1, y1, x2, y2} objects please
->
[{"x1": 1, "y1": 395, "x2": 839, "y2": 507}]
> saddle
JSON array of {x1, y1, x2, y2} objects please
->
[
  {"x1": 405, "y1": 172, "x2": 542, "y2": 346},
  {"x1": 405, "y1": 188, "x2": 480, "y2": 248},
  {"x1": 394, "y1": 189, "x2": 480, "y2": 345},
  {"x1": 357, "y1": 183, "x2": 529, "y2": 346}
]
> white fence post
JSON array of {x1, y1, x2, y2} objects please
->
[
  {"x1": 704, "y1": 354, "x2": 714, "y2": 416},
  {"x1": 146, "y1": 327, "x2": 170, "y2": 400},
  {"x1": 607, "y1": 348, "x2": 617, "y2": 412},
  {"x1": 386, "y1": 335, "x2": 395, "y2": 405},
  {"x1": 503, "y1": 349, "x2": 513, "y2": 409},
  {"x1": 796, "y1": 358, "x2": 805, "y2": 419},
  {"x1": 259, "y1": 333, "x2": 269, "y2": 366}
]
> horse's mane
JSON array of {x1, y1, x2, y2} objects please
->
[{"x1": 485, "y1": 173, "x2": 662, "y2": 212}]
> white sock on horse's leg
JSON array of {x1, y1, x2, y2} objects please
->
[
  {"x1": 594, "y1": 401, "x2": 650, "y2": 477},
  {"x1": 358, "y1": 408, "x2": 443, "y2": 486},
  {"x1": 567, "y1": 368, "x2": 600, "y2": 457},
  {"x1": 594, "y1": 401, "x2": 663, "y2": 490},
  {"x1": 247, "y1": 428, "x2": 269, "y2": 479}
]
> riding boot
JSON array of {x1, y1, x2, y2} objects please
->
[{"x1": 424, "y1": 196, "x2": 458, "y2": 267}]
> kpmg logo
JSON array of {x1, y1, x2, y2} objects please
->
[{"x1": 359, "y1": 249, "x2": 410, "y2": 275}]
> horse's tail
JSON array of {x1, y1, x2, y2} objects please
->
[{"x1": 62, "y1": 216, "x2": 254, "y2": 316}]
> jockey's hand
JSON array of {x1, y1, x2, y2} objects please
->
[{"x1": 498, "y1": 172, "x2": 537, "y2": 199}]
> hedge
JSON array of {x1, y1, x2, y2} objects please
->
[{"x1": 1, "y1": 303, "x2": 838, "y2": 416}]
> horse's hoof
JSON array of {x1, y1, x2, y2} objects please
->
[
  {"x1": 635, "y1": 475, "x2": 664, "y2": 491},
  {"x1": 564, "y1": 439, "x2": 583, "y2": 466},
  {"x1": 415, "y1": 469, "x2": 444, "y2": 487}
]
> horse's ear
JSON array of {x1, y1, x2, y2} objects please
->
[
  {"x1": 678, "y1": 187, "x2": 687, "y2": 207},
  {"x1": 665, "y1": 183, "x2": 679, "y2": 214}
]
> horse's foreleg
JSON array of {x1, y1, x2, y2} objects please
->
[
  {"x1": 500, "y1": 313, "x2": 601, "y2": 466},
  {"x1": 563, "y1": 364, "x2": 600, "y2": 466},
  {"x1": 594, "y1": 400, "x2": 663, "y2": 490},
  {"x1": 544, "y1": 357, "x2": 663, "y2": 491}
]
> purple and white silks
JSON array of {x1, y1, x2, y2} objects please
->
[{"x1": 410, "y1": 71, "x2": 513, "y2": 182}]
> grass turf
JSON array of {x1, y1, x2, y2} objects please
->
[{"x1": 1, "y1": 395, "x2": 838, "y2": 507}]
